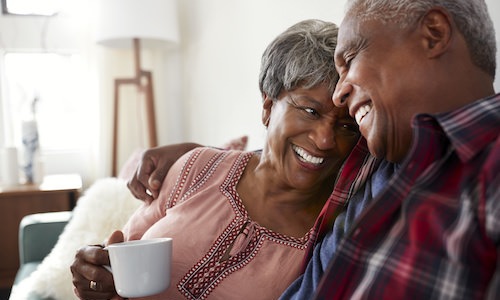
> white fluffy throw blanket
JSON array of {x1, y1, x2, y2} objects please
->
[{"x1": 10, "y1": 177, "x2": 141, "y2": 300}]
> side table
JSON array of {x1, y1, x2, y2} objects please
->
[{"x1": 0, "y1": 174, "x2": 82, "y2": 289}]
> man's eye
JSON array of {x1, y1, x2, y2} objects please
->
[
  {"x1": 344, "y1": 54, "x2": 355, "y2": 68},
  {"x1": 344, "y1": 58, "x2": 352, "y2": 68}
]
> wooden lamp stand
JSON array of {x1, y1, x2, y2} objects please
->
[{"x1": 111, "y1": 38, "x2": 158, "y2": 176}]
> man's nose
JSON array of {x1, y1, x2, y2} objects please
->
[{"x1": 332, "y1": 80, "x2": 351, "y2": 107}]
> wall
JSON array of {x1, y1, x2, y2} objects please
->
[
  {"x1": 173, "y1": 0, "x2": 348, "y2": 151},
  {"x1": 172, "y1": 0, "x2": 500, "y2": 152},
  {"x1": 486, "y1": 0, "x2": 500, "y2": 92},
  {"x1": 1, "y1": 0, "x2": 499, "y2": 182}
]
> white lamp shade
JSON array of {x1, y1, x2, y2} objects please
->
[{"x1": 96, "y1": 0, "x2": 179, "y2": 49}]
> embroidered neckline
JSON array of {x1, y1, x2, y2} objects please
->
[
  {"x1": 222, "y1": 151, "x2": 313, "y2": 245},
  {"x1": 177, "y1": 149, "x2": 313, "y2": 300}
]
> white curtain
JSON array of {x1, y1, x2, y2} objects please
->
[{"x1": 0, "y1": 3, "x2": 171, "y2": 186}]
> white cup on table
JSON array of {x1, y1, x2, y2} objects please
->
[{"x1": 105, "y1": 238, "x2": 172, "y2": 298}]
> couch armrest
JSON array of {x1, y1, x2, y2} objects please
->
[{"x1": 19, "y1": 211, "x2": 72, "y2": 265}]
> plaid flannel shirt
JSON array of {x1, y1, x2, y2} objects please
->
[{"x1": 311, "y1": 94, "x2": 500, "y2": 300}]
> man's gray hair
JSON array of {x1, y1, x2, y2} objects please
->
[
  {"x1": 346, "y1": 0, "x2": 496, "y2": 77},
  {"x1": 259, "y1": 19, "x2": 339, "y2": 99}
]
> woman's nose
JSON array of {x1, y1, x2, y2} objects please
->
[{"x1": 310, "y1": 122, "x2": 335, "y2": 150}]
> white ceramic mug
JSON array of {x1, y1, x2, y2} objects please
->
[{"x1": 105, "y1": 238, "x2": 172, "y2": 298}]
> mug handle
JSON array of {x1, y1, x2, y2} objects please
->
[
  {"x1": 102, "y1": 246, "x2": 113, "y2": 274},
  {"x1": 103, "y1": 265, "x2": 113, "y2": 273}
]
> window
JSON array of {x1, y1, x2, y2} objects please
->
[
  {"x1": 0, "y1": 1, "x2": 100, "y2": 182},
  {"x1": 1, "y1": 0, "x2": 61, "y2": 16},
  {"x1": 2, "y1": 52, "x2": 95, "y2": 151}
]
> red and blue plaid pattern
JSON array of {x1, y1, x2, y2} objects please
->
[{"x1": 312, "y1": 94, "x2": 500, "y2": 300}]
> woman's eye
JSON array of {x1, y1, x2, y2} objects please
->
[
  {"x1": 287, "y1": 100, "x2": 320, "y2": 118},
  {"x1": 337, "y1": 122, "x2": 359, "y2": 136},
  {"x1": 304, "y1": 107, "x2": 318, "y2": 116}
]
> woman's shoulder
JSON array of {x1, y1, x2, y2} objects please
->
[
  {"x1": 166, "y1": 147, "x2": 252, "y2": 185},
  {"x1": 163, "y1": 147, "x2": 252, "y2": 207},
  {"x1": 183, "y1": 147, "x2": 251, "y2": 168}
]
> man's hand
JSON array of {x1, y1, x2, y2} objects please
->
[{"x1": 127, "y1": 143, "x2": 201, "y2": 203}]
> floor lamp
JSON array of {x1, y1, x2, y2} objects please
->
[{"x1": 96, "y1": 0, "x2": 179, "y2": 176}]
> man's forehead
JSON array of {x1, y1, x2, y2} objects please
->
[{"x1": 335, "y1": 17, "x2": 359, "y2": 56}]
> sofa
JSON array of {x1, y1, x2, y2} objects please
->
[
  {"x1": 12, "y1": 211, "x2": 72, "y2": 300},
  {"x1": 9, "y1": 177, "x2": 141, "y2": 300},
  {"x1": 9, "y1": 136, "x2": 249, "y2": 300}
]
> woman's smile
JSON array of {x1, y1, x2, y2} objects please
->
[{"x1": 292, "y1": 144, "x2": 325, "y2": 165}]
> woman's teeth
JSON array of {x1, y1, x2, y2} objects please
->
[{"x1": 292, "y1": 145, "x2": 324, "y2": 165}]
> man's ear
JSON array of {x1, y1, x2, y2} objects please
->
[
  {"x1": 262, "y1": 93, "x2": 273, "y2": 127},
  {"x1": 420, "y1": 7, "x2": 452, "y2": 58}
]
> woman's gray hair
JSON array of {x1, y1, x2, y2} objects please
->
[
  {"x1": 345, "y1": 0, "x2": 496, "y2": 77},
  {"x1": 259, "y1": 19, "x2": 339, "y2": 99}
]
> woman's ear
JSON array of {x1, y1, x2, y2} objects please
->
[{"x1": 262, "y1": 93, "x2": 273, "y2": 127}]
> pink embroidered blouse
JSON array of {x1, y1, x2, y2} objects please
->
[{"x1": 122, "y1": 147, "x2": 313, "y2": 300}]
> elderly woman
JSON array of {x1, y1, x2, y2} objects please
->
[{"x1": 71, "y1": 19, "x2": 359, "y2": 300}]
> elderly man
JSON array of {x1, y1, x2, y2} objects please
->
[{"x1": 284, "y1": 0, "x2": 498, "y2": 299}]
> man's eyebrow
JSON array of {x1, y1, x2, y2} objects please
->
[
  {"x1": 334, "y1": 49, "x2": 346, "y2": 69},
  {"x1": 334, "y1": 44, "x2": 351, "y2": 69},
  {"x1": 335, "y1": 35, "x2": 356, "y2": 60},
  {"x1": 334, "y1": 42, "x2": 347, "y2": 60},
  {"x1": 336, "y1": 35, "x2": 367, "y2": 64}
]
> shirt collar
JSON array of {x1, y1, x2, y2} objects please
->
[{"x1": 414, "y1": 93, "x2": 500, "y2": 162}]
